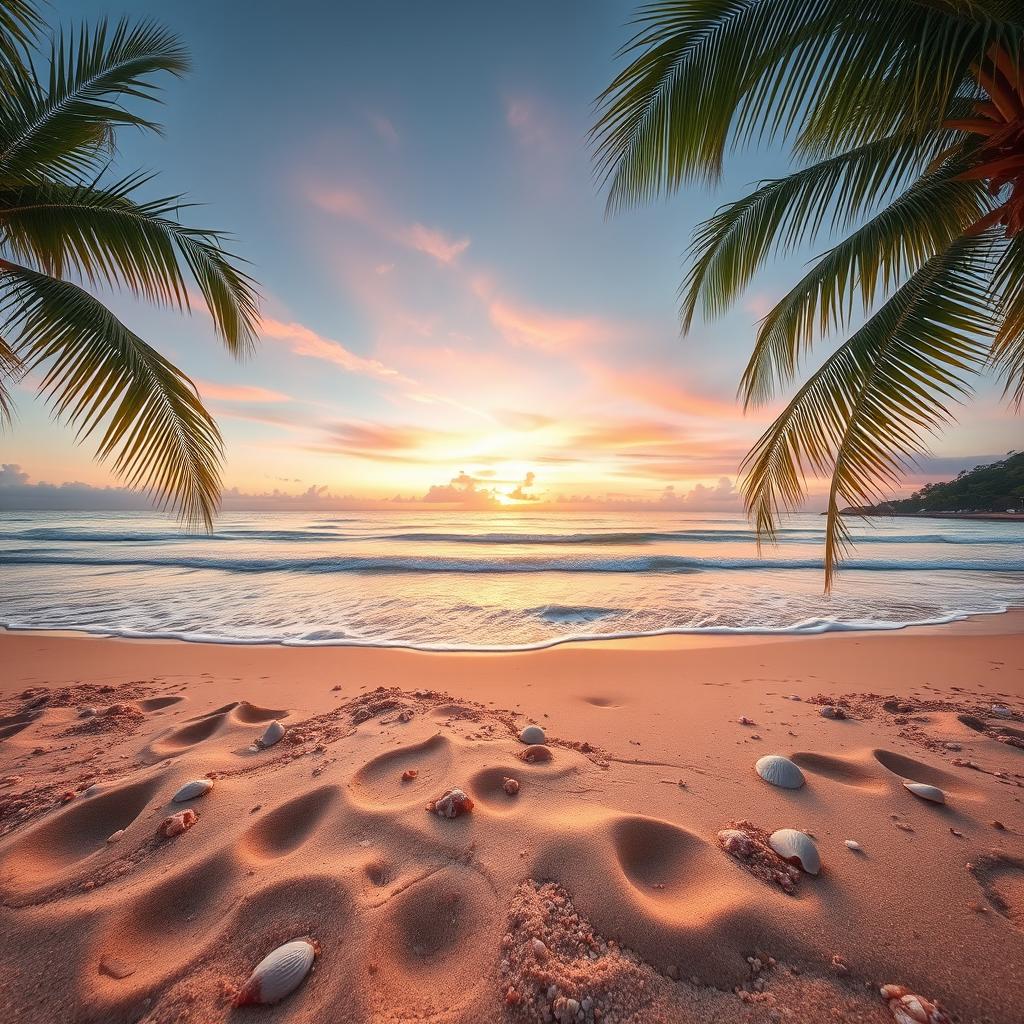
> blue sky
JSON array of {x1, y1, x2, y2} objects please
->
[{"x1": 3, "y1": 0, "x2": 1017, "y2": 510}]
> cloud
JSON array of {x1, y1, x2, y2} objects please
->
[
  {"x1": 486, "y1": 297, "x2": 603, "y2": 353},
  {"x1": 195, "y1": 379, "x2": 291, "y2": 403},
  {"x1": 261, "y1": 317, "x2": 407, "y2": 381},
  {"x1": 503, "y1": 95, "x2": 570, "y2": 195},
  {"x1": 422, "y1": 470, "x2": 499, "y2": 507},
  {"x1": 401, "y1": 223, "x2": 470, "y2": 264},
  {"x1": 507, "y1": 470, "x2": 539, "y2": 501},
  {"x1": 307, "y1": 184, "x2": 469, "y2": 265},
  {"x1": 366, "y1": 111, "x2": 399, "y2": 148}
]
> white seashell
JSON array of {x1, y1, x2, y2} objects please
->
[
  {"x1": 259, "y1": 720, "x2": 286, "y2": 747},
  {"x1": 903, "y1": 781, "x2": 945, "y2": 804},
  {"x1": 519, "y1": 725, "x2": 546, "y2": 745},
  {"x1": 844, "y1": 839, "x2": 862, "y2": 852},
  {"x1": 83, "y1": 784, "x2": 103, "y2": 798},
  {"x1": 880, "y1": 984, "x2": 952, "y2": 1024},
  {"x1": 106, "y1": 829, "x2": 125, "y2": 844},
  {"x1": 991, "y1": 704, "x2": 1013, "y2": 719},
  {"x1": 172, "y1": 778, "x2": 213, "y2": 802},
  {"x1": 755, "y1": 755, "x2": 805, "y2": 789},
  {"x1": 235, "y1": 939, "x2": 317, "y2": 1006},
  {"x1": 768, "y1": 828, "x2": 820, "y2": 875}
]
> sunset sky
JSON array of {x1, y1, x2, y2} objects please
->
[{"x1": 3, "y1": 0, "x2": 1019, "y2": 512}]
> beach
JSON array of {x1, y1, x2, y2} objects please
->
[{"x1": 1, "y1": 615, "x2": 1022, "y2": 1023}]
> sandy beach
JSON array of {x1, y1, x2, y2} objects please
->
[{"x1": 0, "y1": 615, "x2": 1022, "y2": 1023}]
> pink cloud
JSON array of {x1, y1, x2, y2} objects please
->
[
  {"x1": 487, "y1": 298, "x2": 601, "y2": 353},
  {"x1": 402, "y1": 223, "x2": 470, "y2": 263},
  {"x1": 195, "y1": 379, "x2": 291, "y2": 403},
  {"x1": 306, "y1": 184, "x2": 469, "y2": 265},
  {"x1": 261, "y1": 317, "x2": 405, "y2": 381}
]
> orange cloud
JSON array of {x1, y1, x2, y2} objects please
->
[
  {"x1": 195, "y1": 379, "x2": 291, "y2": 403},
  {"x1": 402, "y1": 223, "x2": 470, "y2": 263}
]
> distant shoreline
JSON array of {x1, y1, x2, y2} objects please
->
[{"x1": 838, "y1": 510, "x2": 1024, "y2": 522}]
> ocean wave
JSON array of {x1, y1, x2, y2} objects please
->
[
  {"x1": 4, "y1": 525, "x2": 1020, "y2": 546},
  {"x1": 2, "y1": 551, "x2": 1023, "y2": 574},
  {"x1": 531, "y1": 604, "x2": 621, "y2": 623},
  {"x1": 0, "y1": 607, "x2": 996, "y2": 652}
]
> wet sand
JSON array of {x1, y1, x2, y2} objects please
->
[{"x1": 0, "y1": 614, "x2": 1022, "y2": 1023}]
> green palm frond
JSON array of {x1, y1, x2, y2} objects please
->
[
  {"x1": 0, "y1": 331, "x2": 22, "y2": 424},
  {"x1": 740, "y1": 237, "x2": 995, "y2": 589},
  {"x1": 991, "y1": 236, "x2": 1024, "y2": 405},
  {"x1": 681, "y1": 132, "x2": 971, "y2": 333},
  {"x1": 592, "y1": 1, "x2": 1023, "y2": 211},
  {"x1": 740, "y1": 173, "x2": 991, "y2": 404},
  {"x1": 0, "y1": 1, "x2": 42, "y2": 92},
  {"x1": 0, "y1": 18, "x2": 189, "y2": 184},
  {"x1": 1, "y1": 260, "x2": 222, "y2": 527},
  {"x1": 0, "y1": 174, "x2": 260, "y2": 352}
]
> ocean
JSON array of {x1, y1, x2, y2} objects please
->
[{"x1": 1, "y1": 510, "x2": 1021, "y2": 649}]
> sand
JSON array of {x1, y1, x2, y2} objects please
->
[{"x1": 0, "y1": 614, "x2": 1022, "y2": 1023}]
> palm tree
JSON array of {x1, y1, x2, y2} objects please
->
[
  {"x1": 592, "y1": 1, "x2": 1024, "y2": 586},
  {"x1": 0, "y1": 5, "x2": 258, "y2": 527}
]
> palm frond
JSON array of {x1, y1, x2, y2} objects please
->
[
  {"x1": 740, "y1": 236, "x2": 995, "y2": 589},
  {"x1": 0, "y1": 331, "x2": 22, "y2": 424},
  {"x1": 681, "y1": 132, "x2": 971, "y2": 333},
  {"x1": 740, "y1": 173, "x2": 991, "y2": 404},
  {"x1": 990, "y1": 235, "x2": 1024, "y2": 404},
  {"x1": 1, "y1": 259, "x2": 222, "y2": 526},
  {"x1": 0, "y1": 174, "x2": 260, "y2": 351},
  {"x1": 0, "y1": 0, "x2": 42, "y2": 93},
  {"x1": 592, "y1": 0, "x2": 1024, "y2": 211},
  {"x1": 0, "y1": 18, "x2": 189, "y2": 184}
]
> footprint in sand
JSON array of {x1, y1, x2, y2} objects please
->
[
  {"x1": 969, "y1": 852, "x2": 1024, "y2": 929},
  {"x1": 0, "y1": 707, "x2": 43, "y2": 740},
  {"x1": 147, "y1": 701, "x2": 288, "y2": 758},
  {"x1": 95, "y1": 849, "x2": 240, "y2": 992},
  {"x1": 790, "y1": 751, "x2": 887, "y2": 793},
  {"x1": 240, "y1": 784, "x2": 341, "y2": 862},
  {"x1": 0, "y1": 773, "x2": 164, "y2": 897},
  {"x1": 350, "y1": 734, "x2": 454, "y2": 810},
  {"x1": 368, "y1": 864, "x2": 497, "y2": 1015}
]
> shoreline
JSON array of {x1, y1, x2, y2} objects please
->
[
  {"x1": 2, "y1": 602, "x2": 1020, "y2": 656},
  {"x1": 1, "y1": 609, "x2": 1022, "y2": 1022}
]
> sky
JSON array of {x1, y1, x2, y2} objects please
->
[{"x1": 2, "y1": 0, "x2": 1020, "y2": 513}]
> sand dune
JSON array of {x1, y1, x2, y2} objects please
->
[{"x1": 0, "y1": 615, "x2": 1022, "y2": 1022}]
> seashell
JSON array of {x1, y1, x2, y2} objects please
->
[
  {"x1": 991, "y1": 704, "x2": 1013, "y2": 719},
  {"x1": 259, "y1": 720, "x2": 286, "y2": 748},
  {"x1": 234, "y1": 939, "x2": 318, "y2": 1006},
  {"x1": 519, "y1": 725, "x2": 546, "y2": 745},
  {"x1": 844, "y1": 839, "x2": 862, "y2": 852},
  {"x1": 502, "y1": 777, "x2": 520, "y2": 796},
  {"x1": 755, "y1": 755, "x2": 805, "y2": 790},
  {"x1": 880, "y1": 984, "x2": 951, "y2": 1024},
  {"x1": 738, "y1": 715, "x2": 756, "y2": 725},
  {"x1": 107, "y1": 829, "x2": 125, "y2": 844},
  {"x1": 428, "y1": 788, "x2": 474, "y2": 818},
  {"x1": 401, "y1": 769, "x2": 418, "y2": 782},
  {"x1": 83, "y1": 784, "x2": 103, "y2": 798},
  {"x1": 172, "y1": 778, "x2": 213, "y2": 802},
  {"x1": 519, "y1": 744, "x2": 552, "y2": 764},
  {"x1": 159, "y1": 809, "x2": 197, "y2": 838},
  {"x1": 768, "y1": 829, "x2": 820, "y2": 875},
  {"x1": 903, "y1": 781, "x2": 945, "y2": 804}
]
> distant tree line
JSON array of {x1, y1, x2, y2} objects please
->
[{"x1": 880, "y1": 452, "x2": 1024, "y2": 513}]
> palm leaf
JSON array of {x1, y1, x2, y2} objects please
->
[
  {"x1": 740, "y1": 236, "x2": 995, "y2": 588},
  {"x1": 740, "y1": 172, "x2": 991, "y2": 404},
  {"x1": 0, "y1": 259, "x2": 222, "y2": 526},
  {"x1": 592, "y1": 0, "x2": 1024, "y2": 211},
  {"x1": 0, "y1": 18, "x2": 189, "y2": 184},
  {"x1": 0, "y1": 331, "x2": 22, "y2": 424},
  {"x1": 0, "y1": 0, "x2": 42, "y2": 93},
  {"x1": 0, "y1": 174, "x2": 259, "y2": 351},
  {"x1": 990, "y1": 235, "x2": 1024, "y2": 404}
]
